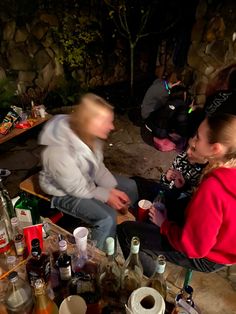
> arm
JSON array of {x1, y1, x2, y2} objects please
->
[
  {"x1": 95, "y1": 162, "x2": 117, "y2": 189},
  {"x1": 160, "y1": 177, "x2": 223, "y2": 258},
  {"x1": 44, "y1": 148, "x2": 111, "y2": 202}
]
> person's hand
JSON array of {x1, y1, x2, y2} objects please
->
[
  {"x1": 174, "y1": 171, "x2": 185, "y2": 188},
  {"x1": 149, "y1": 206, "x2": 167, "y2": 227},
  {"x1": 107, "y1": 188, "x2": 130, "y2": 210},
  {"x1": 166, "y1": 169, "x2": 176, "y2": 182},
  {"x1": 169, "y1": 81, "x2": 181, "y2": 89}
]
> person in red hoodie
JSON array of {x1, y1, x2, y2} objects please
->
[{"x1": 118, "y1": 112, "x2": 236, "y2": 276}]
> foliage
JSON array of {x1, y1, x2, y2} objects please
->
[
  {"x1": 0, "y1": 79, "x2": 16, "y2": 109},
  {"x1": 54, "y1": 10, "x2": 103, "y2": 86}
]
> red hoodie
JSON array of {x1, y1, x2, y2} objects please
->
[{"x1": 161, "y1": 167, "x2": 236, "y2": 265}]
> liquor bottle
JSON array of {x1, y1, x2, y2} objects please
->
[
  {"x1": 99, "y1": 237, "x2": 121, "y2": 307},
  {"x1": 0, "y1": 196, "x2": 12, "y2": 254},
  {"x1": 32, "y1": 279, "x2": 59, "y2": 314},
  {"x1": 57, "y1": 239, "x2": 72, "y2": 281},
  {"x1": 153, "y1": 190, "x2": 166, "y2": 212},
  {"x1": 148, "y1": 255, "x2": 167, "y2": 300},
  {"x1": 11, "y1": 217, "x2": 25, "y2": 256},
  {"x1": 121, "y1": 237, "x2": 143, "y2": 303},
  {"x1": 0, "y1": 177, "x2": 15, "y2": 219},
  {"x1": 26, "y1": 238, "x2": 51, "y2": 286},
  {"x1": 5, "y1": 271, "x2": 34, "y2": 314},
  {"x1": 14, "y1": 193, "x2": 40, "y2": 228},
  {"x1": 172, "y1": 285, "x2": 198, "y2": 314}
]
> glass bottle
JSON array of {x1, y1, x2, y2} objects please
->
[
  {"x1": 5, "y1": 271, "x2": 33, "y2": 314},
  {"x1": 11, "y1": 217, "x2": 25, "y2": 256},
  {"x1": 148, "y1": 255, "x2": 167, "y2": 300},
  {"x1": 0, "y1": 195, "x2": 12, "y2": 254},
  {"x1": 99, "y1": 237, "x2": 121, "y2": 307},
  {"x1": 26, "y1": 238, "x2": 51, "y2": 286},
  {"x1": 14, "y1": 193, "x2": 40, "y2": 228},
  {"x1": 0, "y1": 177, "x2": 15, "y2": 219},
  {"x1": 153, "y1": 190, "x2": 166, "y2": 212},
  {"x1": 6, "y1": 255, "x2": 17, "y2": 270},
  {"x1": 121, "y1": 236, "x2": 143, "y2": 304},
  {"x1": 32, "y1": 279, "x2": 59, "y2": 314},
  {"x1": 172, "y1": 285, "x2": 196, "y2": 314},
  {"x1": 57, "y1": 239, "x2": 72, "y2": 281}
]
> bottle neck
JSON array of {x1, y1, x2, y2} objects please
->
[
  {"x1": 107, "y1": 253, "x2": 115, "y2": 262},
  {"x1": 35, "y1": 292, "x2": 51, "y2": 309}
]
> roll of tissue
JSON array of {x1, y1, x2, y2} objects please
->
[{"x1": 125, "y1": 287, "x2": 165, "y2": 314}]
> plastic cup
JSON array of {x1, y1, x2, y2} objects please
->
[
  {"x1": 59, "y1": 295, "x2": 87, "y2": 314},
  {"x1": 138, "y1": 200, "x2": 152, "y2": 222},
  {"x1": 73, "y1": 227, "x2": 89, "y2": 255}
]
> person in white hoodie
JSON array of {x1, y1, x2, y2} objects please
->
[{"x1": 39, "y1": 93, "x2": 138, "y2": 249}]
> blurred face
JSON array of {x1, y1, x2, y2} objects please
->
[
  {"x1": 87, "y1": 109, "x2": 114, "y2": 139},
  {"x1": 191, "y1": 119, "x2": 227, "y2": 162},
  {"x1": 186, "y1": 138, "x2": 207, "y2": 165}
]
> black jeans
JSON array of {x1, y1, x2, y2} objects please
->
[{"x1": 117, "y1": 221, "x2": 225, "y2": 277}]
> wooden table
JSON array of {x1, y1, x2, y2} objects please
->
[{"x1": 0, "y1": 115, "x2": 52, "y2": 145}]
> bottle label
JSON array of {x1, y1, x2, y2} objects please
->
[
  {"x1": 15, "y1": 208, "x2": 33, "y2": 228},
  {"x1": 59, "y1": 266, "x2": 72, "y2": 280},
  {"x1": 0, "y1": 225, "x2": 10, "y2": 249}
]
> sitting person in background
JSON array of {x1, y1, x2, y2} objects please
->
[
  {"x1": 39, "y1": 93, "x2": 138, "y2": 250},
  {"x1": 119, "y1": 111, "x2": 236, "y2": 276},
  {"x1": 134, "y1": 137, "x2": 208, "y2": 225}
]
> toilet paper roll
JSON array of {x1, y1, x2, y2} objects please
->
[{"x1": 126, "y1": 287, "x2": 165, "y2": 314}]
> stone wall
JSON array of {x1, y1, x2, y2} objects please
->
[
  {"x1": 0, "y1": 10, "x2": 134, "y2": 96},
  {"x1": 188, "y1": 0, "x2": 236, "y2": 106}
]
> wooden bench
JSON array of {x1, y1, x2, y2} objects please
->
[{"x1": 20, "y1": 174, "x2": 135, "y2": 225}]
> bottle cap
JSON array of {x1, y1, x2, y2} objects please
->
[
  {"x1": 184, "y1": 285, "x2": 193, "y2": 295},
  {"x1": 6, "y1": 255, "x2": 17, "y2": 265},
  {"x1": 34, "y1": 279, "x2": 44, "y2": 289},
  {"x1": 106, "y1": 237, "x2": 115, "y2": 255},
  {"x1": 8, "y1": 271, "x2": 18, "y2": 282},
  {"x1": 131, "y1": 236, "x2": 140, "y2": 254},
  {"x1": 11, "y1": 217, "x2": 18, "y2": 226},
  {"x1": 59, "y1": 240, "x2": 67, "y2": 251}
]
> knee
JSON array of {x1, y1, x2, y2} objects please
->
[{"x1": 99, "y1": 211, "x2": 117, "y2": 230}]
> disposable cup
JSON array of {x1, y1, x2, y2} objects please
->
[
  {"x1": 138, "y1": 199, "x2": 152, "y2": 222},
  {"x1": 73, "y1": 227, "x2": 89, "y2": 254},
  {"x1": 59, "y1": 295, "x2": 87, "y2": 314},
  {"x1": 39, "y1": 108, "x2": 46, "y2": 118}
]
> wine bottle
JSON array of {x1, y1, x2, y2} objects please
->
[
  {"x1": 99, "y1": 237, "x2": 121, "y2": 307},
  {"x1": 121, "y1": 236, "x2": 143, "y2": 304},
  {"x1": 57, "y1": 239, "x2": 72, "y2": 281},
  {"x1": 0, "y1": 196, "x2": 12, "y2": 254},
  {"x1": 148, "y1": 255, "x2": 167, "y2": 300},
  {"x1": 32, "y1": 279, "x2": 59, "y2": 314}
]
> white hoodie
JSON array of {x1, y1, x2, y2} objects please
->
[{"x1": 39, "y1": 115, "x2": 117, "y2": 202}]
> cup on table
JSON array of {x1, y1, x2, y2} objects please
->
[
  {"x1": 39, "y1": 107, "x2": 46, "y2": 118},
  {"x1": 73, "y1": 227, "x2": 89, "y2": 257},
  {"x1": 138, "y1": 200, "x2": 152, "y2": 222}
]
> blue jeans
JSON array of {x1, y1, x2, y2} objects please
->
[{"x1": 52, "y1": 176, "x2": 138, "y2": 250}]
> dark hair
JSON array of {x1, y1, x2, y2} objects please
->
[{"x1": 169, "y1": 85, "x2": 186, "y2": 100}]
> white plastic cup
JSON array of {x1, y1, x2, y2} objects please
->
[
  {"x1": 39, "y1": 107, "x2": 46, "y2": 118},
  {"x1": 59, "y1": 295, "x2": 87, "y2": 314},
  {"x1": 73, "y1": 227, "x2": 89, "y2": 254}
]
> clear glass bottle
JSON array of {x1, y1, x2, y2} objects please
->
[
  {"x1": 26, "y1": 238, "x2": 51, "y2": 286},
  {"x1": 5, "y1": 271, "x2": 33, "y2": 314},
  {"x1": 11, "y1": 217, "x2": 25, "y2": 256},
  {"x1": 57, "y1": 239, "x2": 72, "y2": 281},
  {"x1": 6, "y1": 255, "x2": 17, "y2": 270},
  {"x1": 99, "y1": 237, "x2": 121, "y2": 307},
  {"x1": 14, "y1": 193, "x2": 40, "y2": 228},
  {"x1": 172, "y1": 285, "x2": 196, "y2": 314},
  {"x1": 0, "y1": 177, "x2": 15, "y2": 219},
  {"x1": 32, "y1": 279, "x2": 59, "y2": 314},
  {"x1": 148, "y1": 255, "x2": 167, "y2": 300},
  {"x1": 121, "y1": 236, "x2": 143, "y2": 304},
  {"x1": 153, "y1": 190, "x2": 166, "y2": 211},
  {"x1": 0, "y1": 195, "x2": 12, "y2": 254}
]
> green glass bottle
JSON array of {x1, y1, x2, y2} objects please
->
[{"x1": 14, "y1": 193, "x2": 40, "y2": 228}]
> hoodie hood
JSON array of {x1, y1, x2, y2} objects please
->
[
  {"x1": 39, "y1": 115, "x2": 72, "y2": 146},
  {"x1": 209, "y1": 167, "x2": 236, "y2": 199}
]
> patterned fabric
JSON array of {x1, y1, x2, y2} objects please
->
[{"x1": 160, "y1": 151, "x2": 206, "y2": 195}]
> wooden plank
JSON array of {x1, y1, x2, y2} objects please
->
[
  {"x1": 0, "y1": 114, "x2": 52, "y2": 145},
  {"x1": 19, "y1": 173, "x2": 51, "y2": 202}
]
